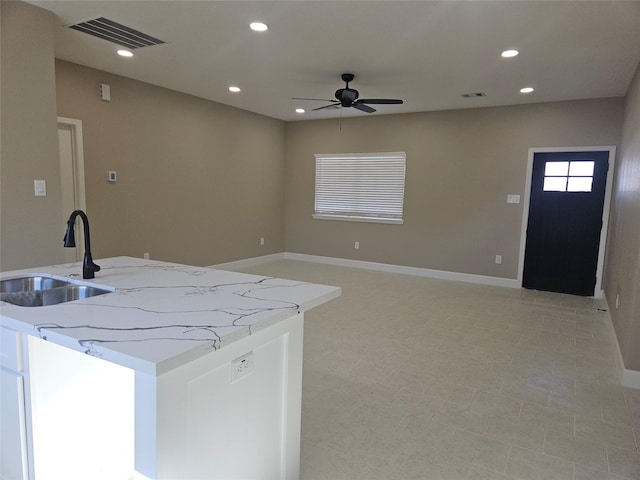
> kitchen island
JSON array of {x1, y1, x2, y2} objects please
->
[{"x1": 0, "y1": 257, "x2": 340, "y2": 480}]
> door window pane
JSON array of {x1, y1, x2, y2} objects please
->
[
  {"x1": 545, "y1": 162, "x2": 569, "y2": 176},
  {"x1": 543, "y1": 160, "x2": 595, "y2": 193},
  {"x1": 567, "y1": 177, "x2": 593, "y2": 192},
  {"x1": 543, "y1": 177, "x2": 567, "y2": 192},
  {"x1": 569, "y1": 161, "x2": 594, "y2": 176}
]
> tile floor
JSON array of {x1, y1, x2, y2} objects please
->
[{"x1": 237, "y1": 260, "x2": 640, "y2": 480}]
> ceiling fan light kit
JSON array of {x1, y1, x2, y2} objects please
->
[{"x1": 293, "y1": 73, "x2": 403, "y2": 114}]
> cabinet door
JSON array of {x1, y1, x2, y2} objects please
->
[{"x1": 1, "y1": 368, "x2": 28, "y2": 480}]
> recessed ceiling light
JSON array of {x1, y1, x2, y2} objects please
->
[
  {"x1": 520, "y1": 87, "x2": 534, "y2": 94},
  {"x1": 117, "y1": 49, "x2": 134, "y2": 57},
  {"x1": 249, "y1": 22, "x2": 268, "y2": 32},
  {"x1": 295, "y1": 108, "x2": 305, "y2": 114},
  {"x1": 229, "y1": 86, "x2": 241, "y2": 93},
  {"x1": 501, "y1": 49, "x2": 519, "y2": 58}
]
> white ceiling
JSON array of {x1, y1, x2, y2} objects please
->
[{"x1": 28, "y1": 1, "x2": 640, "y2": 122}]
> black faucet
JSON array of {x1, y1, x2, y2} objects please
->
[{"x1": 63, "y1": 210, "x2": 101, "y2": 279}]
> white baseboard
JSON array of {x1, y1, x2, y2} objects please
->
[
  {"x1": 212, "y1": 251, "x2": 518, "y2": 288},
  {"x1": 623, "y1": 369, "x2": 640, "y2": 390},
  {"x1": 602, "y1": 293, "x2": 640, "y2": 390},
  {"x1": 211, "y1": 253, "x2": 285, "y2": 271},
  {"x1": 283, "y1": 252, "x2": 520, "y2": 288}
]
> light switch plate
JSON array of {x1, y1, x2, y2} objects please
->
[
  {"x1": 507, "y1": 194, "x2": 521, "y2": 204},
  {"x1": 34, "y1": 179, "x2": 46, "y2": 196},
  {"x1": 100, "y1": 83, "x2": 111, "y2": 102}
]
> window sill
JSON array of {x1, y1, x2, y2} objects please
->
[{"x1": 312, "y1": 214, "x2": 404, "y2": 225}]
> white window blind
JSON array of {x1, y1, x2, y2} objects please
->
[{"x1": 313, "y1": 152, "x2": 406, "y2": 224}]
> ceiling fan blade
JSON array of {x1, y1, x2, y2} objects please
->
[
  {"x1": 358, "y1": 99, "x2": 404, "y2": 105},
  {"x1": 312, "y1": 103, "x2": 341, "y2": 111},
  {"x1": 353, "y1": 103, "x2": 376, "y2": 113},
  {"x1": 292, "y1": 97, "x2": 337, "y2": 102}
]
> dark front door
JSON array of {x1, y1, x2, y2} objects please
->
[{"x1": 523, "y1": 151, "x2": 609, "y2": 296}]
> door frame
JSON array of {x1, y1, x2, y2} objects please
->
[
  {"x1": 58, "y1": 117, "x2": 87, "y2": 262},
  {"x1": 517, "y1": 146, "x2": 616, "y2": 298}
]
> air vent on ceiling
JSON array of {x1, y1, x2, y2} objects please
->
[
  {"x1": 461, "y1": 92, "x2": 486, "y2": 98},
  {"x1": 68, "y1": 17, "x2": 164, "y2": 49}
]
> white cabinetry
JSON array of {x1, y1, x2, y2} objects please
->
[
  {"x1": 21, "y1": 314, "x2": 304, "y2": 480},
  {"x1": 152, "y1": 313, "x2": 304, "y2": 479},
  {"x1": 28, "y1": 336, "x2": 134, "y2": 480},
  {"x1": 0, "y1": 327, "x2": 29, "y2": 480}
]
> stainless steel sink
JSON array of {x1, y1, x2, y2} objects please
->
[
  {"x1": 0, "y1": 275, "x2": 112, "y2": 307},
  {"x1": 0, "y1": 276, "x2": 69, "y2": 293}
]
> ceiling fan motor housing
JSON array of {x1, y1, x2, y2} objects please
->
[{"x1": 336, "y1": 88, "x2": 359, "y2": 106}]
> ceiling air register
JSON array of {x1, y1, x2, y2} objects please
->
[{"x1": 68, "y1": 17, "x2": 164, "y2": 49}]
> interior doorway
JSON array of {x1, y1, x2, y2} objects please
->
[
  {"x1": 518, "y1": 147, "x2": 616, "y2": 298},
  {"x1": 58, "y1": 117, "x2": 86, "y2": 263}
]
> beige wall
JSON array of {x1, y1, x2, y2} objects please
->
[
  {"x1": 284, "y1": 99, "x2": 624, "y2": 279},
  {"x1": 1, "y1": 0, "x2": 638, "y2": 375},
  {"x1": 55, "y1": 60, "x2": 285, "y2": 267},
  {"x1": 1, "y1": 1, "x2": 64, "y2": 271},
  {"x1": 604, "y1": 64, "x2": 640, "y2": 371}
]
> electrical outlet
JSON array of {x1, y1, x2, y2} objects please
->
[
  {"x1": 260, "y1": 237, "x2": 265, "y2": 246},
  {"x1": 143, "y1": 253, "x2": 150, "y2": 260},
  {"x1": 231, "y1": 352, "x2": 254, "y2": 383},
  {"x1": 354, "y1": 241, "x2": 360, "y2": 250},
  {"x1": 495, "y1": 255, "x2": 502, "y2": 264}
]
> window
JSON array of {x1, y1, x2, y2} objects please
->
[
  {"x1": 314, "y1": 152, "x2": 406, "y2": 224},
  {"x1": 543, "y1": 161, "x2": 594, "y2": 192}
]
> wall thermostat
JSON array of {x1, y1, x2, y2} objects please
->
[{"x1": 107, "y1": 171, "x2": 117, "y2": 182}]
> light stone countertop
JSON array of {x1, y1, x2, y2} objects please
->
[{"x1": 0, "y1": 256, "x2": 341, "y2": 375}]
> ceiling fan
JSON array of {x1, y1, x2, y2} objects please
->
[{"x1": 293, "y1": 73, "x2": 403, "y2": 113}]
